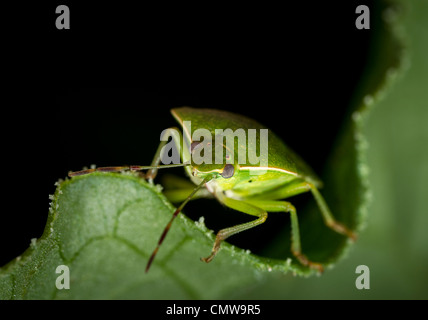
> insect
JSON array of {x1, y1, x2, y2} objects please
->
[{"x1": 70, "y1": 107, "x2": 356, "y2": 273}]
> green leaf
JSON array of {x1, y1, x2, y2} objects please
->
[
  {"x1": 237, "y1": 0, "x2": 428, "y2": 299},
  {"x1": 1, "y1": 0, "x2": 411, "y2": 299},
  {"x1": 258, "y1": 0, "x2": 405, "y2": 270},
  {"x1": 1, "y1": 173, "x2": 275, "y2": 299},
  {"x1": 303, "y1": 0, "x2": 405, "y2": 264}
]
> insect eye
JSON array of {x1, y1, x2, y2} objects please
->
[{"x1": 221, "y1": 164, "x2": 235, "y2": 179}]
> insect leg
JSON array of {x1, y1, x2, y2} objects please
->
[
  {"x1": 309, "y1": 185, "x2": 357, "y2": 241},
  {"x1": 253, "y1": 180, "x2": 357, "y2": 241},
  {"x1": 146, "y1": 127, "x2": 191, "y2": 183},
  {"x1": 245, "y1": 199, "x2": 324, "y2": 272},
  {"x1": 201, "y1": 196, "x2": 268, "y2": 263}
]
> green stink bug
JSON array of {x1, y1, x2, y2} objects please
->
[{"x1": 70, "y1": 107, "x2": 356, "y2": 273}]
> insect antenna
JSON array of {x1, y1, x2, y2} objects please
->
[
  {"x1": 145, "y1": 177, "x2": 211, "y2": 273},
  {"x1": 68, "y1": 163, "x2": 190, "y2": 177}
]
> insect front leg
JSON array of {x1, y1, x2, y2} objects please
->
[
  {"x1": 146, "y1": 127, "x2": 191, "y2": 183},
  {"x1": 201, "y1": 195, "x2": 268, "y2": 263}
]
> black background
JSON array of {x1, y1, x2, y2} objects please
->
[{"x1": 2, "y1": 1, "x2": 374, "y2": 267}]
